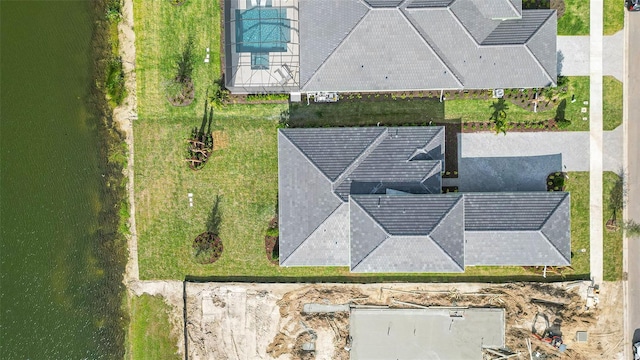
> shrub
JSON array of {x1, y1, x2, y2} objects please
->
[
  {"x1": 106, "y1": 0, "x2": 122, "y2": 22},
  {"x1": 192, "y1": 232, "x2": 223, "y2": 264},
  {"x1": 105, "y1": 56, "x2": 126, "y2": 106},
  {"x1": 209, "y1": 79, "x2": 229, "y2": 109}
]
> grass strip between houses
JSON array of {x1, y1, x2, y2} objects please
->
[
  {"x1": 127, "y1": 295, "x2": 181, "y2": 360},
  {"x1": 603, "y1": 171, "x2": 623, "y2": 281}
]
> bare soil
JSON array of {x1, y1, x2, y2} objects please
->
[{"x1": 159, "y1": 281, "x2": 625, "y2": 360}]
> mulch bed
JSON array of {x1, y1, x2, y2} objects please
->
[
  {"x1": 265, "y1": 236, "x2": 279, "y2": 265},
  {"x1": 227, "y1": 94, "x2": 288, "y2": 104},
  {"x1": 340, "y1": 90, "x2": 442, "y2": 102},
  {"x1": 463, "y1": 118, "x2": 561, "y2": 133},
  {"x1": 546, "y1": 171, "x2": 567, "y2": 191},
  {"x1": 435, "y1": 121, "x2": 460, "y2": 178},
  {"x1": 193, "y1": 232, "x2": 223, "y2": 264},
  {"x1": 265, "y1": 216, "x2": 279, "y2": 265},
  {"x1": 167, "y1": 77, "x2": 194, "y2": 107},
  {"x1": 442, "y1": 186, "x2": 458, "y2": 193}
]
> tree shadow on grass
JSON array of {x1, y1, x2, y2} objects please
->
[{"x1": 206, "y1": 194, "x2": 222, "y2": 235}]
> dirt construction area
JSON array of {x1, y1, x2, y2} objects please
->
[{"x1": 171, "y1": 281, "x2": 624, "y2": 360}]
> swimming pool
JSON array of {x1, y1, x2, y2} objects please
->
[{"x1": 235, "y1": 7, "x2": 290, "y2": 53}]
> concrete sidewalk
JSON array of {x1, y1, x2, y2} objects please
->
[
  {"x1": 557, "y1": 31, "x2": 623, "y2": 81},
  {"x1": 589, "y1": 0, "x2": 604, "y2": 284}
]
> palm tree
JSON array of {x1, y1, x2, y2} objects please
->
[{"x1": 489, "y1": 99, "x2": 509, "y2": 135}]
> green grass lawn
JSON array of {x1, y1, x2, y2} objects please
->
[
  {"x1": 133, "y1": 102, "x2": 536, "y2": 280},
  {"x1": 603, "y1": 172, "x2": 623, "y2": 280},
  {"x1": 287, "y1": 97, "x2": 444, "y2": 127},
  {"x1": 557, "y1": 0, "x2": 622, "y2": 35},
  {"x1": 603, "y1": 76, "x2": 623, "y2": 131},
  {"x1": 604, "y1": 0, "x2": 624, "y2": 35},
  {"x1": 564, "y1": 172, "x2": 623, "y2": 280},
  {"x1": 565, "y1": 172, "x2": 590, "y2": 276},
  {"x1": 558, "y1": 0, "x2": 590, "y2": 35},
  {"x1": 133, "y1": 0, "x2": 221, "y2": 120},
  {"x1": 127, "y1": 295, "x2": 181, "y2": 360},
  {"x1": 445, "y1": 77, "x2": 590, "y2": 131}
]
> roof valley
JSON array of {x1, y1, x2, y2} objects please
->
[
  {"x1": 401, "y1": 8, "x2": 465, "y2": 85},
  {"x1": 332, "y1": 128, "x2": 390, "y2": 195},
  {"x1": 302, "y1": 4, "x2": 371, "y2": 89}
]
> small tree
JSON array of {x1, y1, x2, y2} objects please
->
[
  {"x1": 608, "y1": 171, "x2": 626, "y2": 224},
  {"x1": 176, "y1": 36, "x2": 194, "y2": 84},
  {"x1": 625, "y1": 220, "x2": 640, "y2": 237}
]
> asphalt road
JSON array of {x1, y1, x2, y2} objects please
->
[{"x1": 625, "y1": 9, "x2": 640, "y2": 357}]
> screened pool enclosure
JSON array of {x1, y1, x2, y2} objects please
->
[{"x1": 224, "y1": 0, "x2": 299, "y2": 93}]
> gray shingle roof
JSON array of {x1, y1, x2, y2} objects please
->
[
  {"x1": 299, "y1": 0, "x2": 369, "y2": 86},
  {"x1": 470, "y1": 0, "x2": 521, "y2": 19},
  {"x1": 350, "y1": 194, "x2": 461, "y2": 236},
  {"x1": 464, "y1": 192, "x2": 569, "y2": 231},
  {"x1": 334, "y1": 127, "x2": 445, "y2": 200},
  {"x1": 303, "y1": 8, "x2": 462, "y2": 92},
  {"x1": 463, "y1": 192, "x2": 571, "y2": 266},
  {"x1": 350, "y1": 194, "x2": 465, "y2": 272},
  {"x1": 280, "y1": 127, "x2": 384, "y2": 181},
  {"x1": 465, "y1": 231, "x2": 570, "y2": 266},
  {"x1": 482, "y1": 10, "x2": 555, "y2": 45},
  {"x1": 279, "y1": 127, "x2": 446, "y2": 267},
  {"x1": 278, "y1": 127, "x2": 571, "y2": 272},
  {"x1": 406, "y1": 0, "x2": 454, "y2": 8},
  {"x1": 525, "y1": 11, "x2": 558, "y2": 84},
  {"x1": 363, "y1": 0, "x2": 404, "y2": 7},
  {"x1": 278, "y1": 132, "x2": 343, "y2": 264},
  {"x1": 283, "y1": 203, "x2": 350, "y2": 266},
  {"x1": 298, "y1": 0, "x2": 556, "y2": 92},
  {"x1": 406, "y1": 7, "x2": 555, "y2": 89},
  {"x1": 450, "y1": 0, "x2": 501, "y2": 43}
]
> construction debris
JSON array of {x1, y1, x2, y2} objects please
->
[{"x1": 178, "y1": 281, "x2": 623, "y2": 360}]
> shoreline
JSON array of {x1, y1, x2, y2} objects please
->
[{"x1": 112, "y1": 0, "x2": 140, "y2": 285}]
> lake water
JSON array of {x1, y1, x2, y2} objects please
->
[{"x1": 1, "y1": 1, "x2": 125, "y2": 358}]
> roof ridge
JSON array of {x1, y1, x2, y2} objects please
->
[
  {"x1": 303, "y1": 5, "x2": 371, "y2": 89},
  {"x1": 446, "y1": 3, "x2": 483, "y2": 46},
  {"x1": 524, "y1": 10, "x2": 557, "y2": 85},
  {"x1": 333, "y1": 128, "x2": 389, "y2": 192},
  {"x1": 408, "y1": 126, "x2": 444, "y2": 161},
  {"x1": 538, "y1": 229, "x2": 571, "y2": 264},
  {"x1": 420, "y1": 160, "x2": 442, "y2": 184},
  {"x1": 504, "y1": 0, "x2": 521, "y2": 18},
  {"x1": 523, "y1": 9, "x2": 555, "y2": 43},
  {"x1": 538, "y1": 192, "x2": 568, "y2": 230},
  {"x1": 279, "y1": 129, "x2": 335, "y2": 183},
  {"x1": 523, "y1": 43, "x2": 555, "y2": 87},
  {"x1": 427, "y1": 196, "x2": 465, "y2": 270},
  {"x1": 281, "y1": 202, "x2": 345, "y2": 264},
  {"x1": 354, "y1": 234, "x2": 464, "y2": 272},
  {"x1": 401, "y1": 8, "x2": 465, "y2": 86},
  {"x1": 349, "y1": 197, "x2": 391, "y2": 270}
]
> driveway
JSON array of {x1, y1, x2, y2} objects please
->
[
  {"x1": 557, "y1": 31, "x2": 624, "y2": 81},
  {"x1": 456, "y1": 128, "x2": 623, "y2": 191}
]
